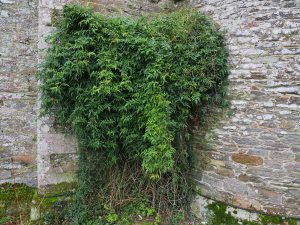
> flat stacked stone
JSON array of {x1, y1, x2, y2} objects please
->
[
  {"x1": 0, "y1": 0, "x2": 38, "y2": 186},
  {"x1": 191, "y1": 0, "x2": 300, "y2": 218}
]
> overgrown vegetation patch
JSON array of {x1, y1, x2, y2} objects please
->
[
  {"x1": 207, "y1": 202, "x2": 298, "y2": 225},
  {"x1": 38, "y1": 4, "x2": 228, "y2": 224},
  {"x1": 0, "y1": 183, "x2": 35, "y2": 222},
  {"x1": 0, "y1": 183, "x2": 70, "y2": 224}
]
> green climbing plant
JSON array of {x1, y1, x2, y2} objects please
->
[{"x1": 37, "y1": 4, "x2": 228, "y2": 224}]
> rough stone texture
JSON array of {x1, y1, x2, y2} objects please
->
[
  {"x1": 192, "y1": 195, "x2": 260, "y2": 222},
  {"x1": 0, "y1": 0, "x2": 38, "y2": 186},
  {"x1": 37, "y1": 0, "x2": 78, "y2": 193},
  {"x1": 192, "y1": 195, "x2": 300, "y2": 224},
  {"x1": 1, "y1": 0, "x2": 300, "y2": 220},
  {"x1": 232, "y1": 153, "x2": 263, "y2": 166},
  {"x1": 191, "y1": 0, "x2": 300, "y2": 218},
  {"x1": 78, "y1": 0, "x2": 183, "y2": 15}
]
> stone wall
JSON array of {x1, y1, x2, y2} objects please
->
[
  {"x1": 37, "y1": 0, "x2": 78, "y2": 193},
  {"x1": 0, "y1": 0, "x2": 38, "y2": 186},
  {"x1": 1, "y1": 0, "x2": 299, "y2": 220},
  {"x1": 191, "y1": 0, "x2": 300, "y2": 218},
  {"x1": 0, "y1": 0, "x2": 181, "y2": 192}
]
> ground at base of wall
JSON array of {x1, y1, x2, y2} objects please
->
[
  {"x1": 192, "y1": 195, "x2": 300, "y2": 225},
  {"x1": 0, "y1": 182, "x2": 74, "y2": 225},
  {"x1": 1, "y1": 183, "x2": 299, "y2": 225}
]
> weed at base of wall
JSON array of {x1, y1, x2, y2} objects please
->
[
  {"x1": 0, "y1": 182, "x2": 75, "y2": 225},
  {"x1": 207, "y1": 202, "x2": 298, "y2": 225}
]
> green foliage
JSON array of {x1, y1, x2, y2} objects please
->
[
  {"x1": 0, "y1": 217, "x2": 12, "y2": 225},
  {"x1": 0, "y1": 183, "x2": 35, "y2": 202},
  {"x1": 259, "y1": 214, "x2": 297, "y2": 225},
  {"x1": 207, "y1": 202, "x2": 241, "y2": 225},
  {"x1": 38, "y1": 4, "x2": 228, "y2": 224},
  {"x1": 0, "y1": 183, "x2": 35, "y2": 222},
  {"x1": 164, "y1": 210, "x2": 185, "y2": 225},
  {"x1": 108, "y1": 200, "x2": 158, "y2": 225},
  {"x1": 207, "y1": 202, "x2": 298, "y2": 225}
]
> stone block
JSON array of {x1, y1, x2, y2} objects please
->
[
  {"x1": 49, "y1": 153, "x2": 77, "y2": 174},
  {"x1": 268, "y1": 151, "x2": 295, "y2": 161},
  {"x1": 263, "y1": 207, "x2": 286, "y2": 216},
  {"x1": 0, "y1": 169, "x2": 11, "y2": 179},
  {"x1": 12, "y1": 155, "x2": 35, "y2": 166},
  {"x1": 38, "y1": 133, "x2": 77, "y2": 155},
  {"x1": 280, "y1": 134, "x2": 300, "y2": 145},
  {"x1": 215, "y1": 167, "x2": 235, "y2": 177},
  {"x1": 232, "y1": 195, "x2": 262, "y2": 211},
  {"x1": 231, "y1": 153, "x2": 263, "y2": 166}
]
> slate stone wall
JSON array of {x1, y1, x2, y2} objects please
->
[
  {"x1": 191, "y1": 0, "x2": 300, "y2": 218},
  {"x1": 0, "y1": 0, "x2": 38, "y2": 186},
  {"x1": 1, "y1": 0, "x2": 299, "y2": 219}
]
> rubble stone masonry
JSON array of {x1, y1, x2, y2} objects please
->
[
  {"x1": 0, "y1": 0, "x2": 38, "y2": 186},
  {"x1": 191, "y1": 0, "x2": 300, "y2": 218},
  {"x1": 0, "y1": 0, "x2": 299, "y2": 219}
]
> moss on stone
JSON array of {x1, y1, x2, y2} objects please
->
[
  {"x1": 50, "y1": 7, "x2": 60, "y2": 27},
  {"x1": 207, "y1": 201, "x2": 298, "y2": 225},
  {"x1": 207, "y1": 202, "x2": 244, "y2": 225},
  {"x1": 0, "y1": 183, "x2": 36, "y2": 222},
  {"x1": 259, "y1": 214, "x2": 297, "y2": 225},
  {"x1": 0, "y1": 182, "x2": 75, "y2": 224},
  {"x1": 0, "y1": 183, "x2": 35, "y2": 202},
  {"x1": 42, "y1": 181, "x2": 77, "y2": 197}
]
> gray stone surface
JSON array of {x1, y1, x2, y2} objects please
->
[
  {"x1": 37, "y1": 0, "x2": 78, "y2": 192},
  {"x1": 191, "y1": 0, "x2": 300, "y2": 218},
  {"x1": 191, "y1": 195, "x2": 260, "y2": 223},
  {"x1": 0, "y1": 0, "x2": 38, "y2": 187},
  {"x1": 0, "y1": 0, "x2": 299, "y2": 219}
]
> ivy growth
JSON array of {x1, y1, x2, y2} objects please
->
[{"x1": 38, "y1": 4, "x2": 228, "y2": 224}]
